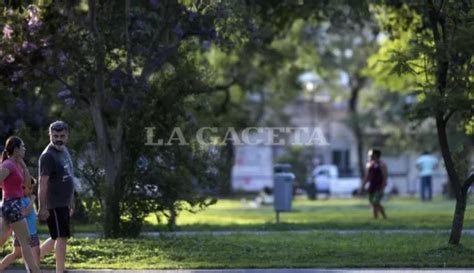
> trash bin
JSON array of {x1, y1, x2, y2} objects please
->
[{"x1": 273, "y1": 173, "x2": 294, "y2": 215}]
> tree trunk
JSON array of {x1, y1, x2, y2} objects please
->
[
  {"x1": 103, "y1": 179, "x2": 121, "y2": 237},
  {"x1": 167, "y1": 206, "x2": 177, "y2": 231},
  {"x1": 436, "y1": 116, "x2": 466, "y2": 245},
  {"x1": 427, "y1": 2, "x2": 470, "y2": 244},
  {"x1": 219, "y1": 139, "x2": 235, "y2": 196},
  {"x1": 89, "y1": 95, "x2": 124, "y2": 238},
  {"x1": 348, "y1": 74, "x2": 366, "y2": 183},
  {"x1": 449, "y1": 191, "x2": 467, "y2": 244},
  {"x1": 353, "y1": 115, "x2": 365, "y2": 182}
]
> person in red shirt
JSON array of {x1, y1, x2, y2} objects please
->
[
  {"x1": 361, "y1": 149, "x2": 388, "y2": 219},
  {"x1": 0, "y1": 136, "x2": 41, "y2": 272}
]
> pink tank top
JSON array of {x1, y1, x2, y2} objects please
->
[{"x1": 1, "y1": 159, "x2": 24, "y2": 199}]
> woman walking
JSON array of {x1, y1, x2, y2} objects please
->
[{"x1": 0, "y1": 136, "x2": 41, "y2": 273}]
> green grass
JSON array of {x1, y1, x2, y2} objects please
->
[
  {"x1": 2, "y1": 232, "x2": 472, "y2": 269},
  {"x1": 1, "y1": 196, "x2": 473, "y2": 269},
  {"x1": 144, "y1": 196, "x2": 474, "y2": 231}
]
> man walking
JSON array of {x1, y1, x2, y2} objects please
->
[
  {"x1": 416, "y1": 151, "x2": 438, "y2": 201},
  {"x1": 38, "y1": 120, "x2": 74, "y2": 273},
  {"x1": 361, "y1": 149, "x2": 388, "y2": 219}
]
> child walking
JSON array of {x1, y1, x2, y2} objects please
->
[{"x1": 0, "y1": 177, "x2": 40, "y2": 270}]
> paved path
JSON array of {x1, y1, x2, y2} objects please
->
[
  {"x1": 5, "y1": 269, "x2": 474, "y2": 273},
  {"x1": 69, "y1": 229, "x2": 474, "y2": 238}
]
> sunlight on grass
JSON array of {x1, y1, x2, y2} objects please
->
[
  {"x1": 144, "y1": 196, "x2": 474, "y2": 231},
  {"x1": 11, "y1": 233, "x2": 473, "y2": 269}
]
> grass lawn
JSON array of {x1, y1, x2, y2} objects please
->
[
  {"x1": 1, "y1": 232, "x2": 471, "y2": 269},
  {"x1": 1, "y1": 196, "x2": 473, "y2": 269},
  {"x1": 144, "y1": 196, "x2": 474, "y2": 231}
]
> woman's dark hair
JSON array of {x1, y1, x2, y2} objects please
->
[
  {"x1": 369, "y1": 149, "x2": 382, "y2": 159},
  {"x1": 2, "y1": 136, "x2": 23, "y2": 162}
]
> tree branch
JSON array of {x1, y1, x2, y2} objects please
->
[
  {"x1": 443, "y1": 109, "x2": 456, "y2": 123},
  {"x1": 216, "y1": 89, "x2": 230, "y2": 115},
  {"x1": 462, "y1": 173, "x2": 474, "y2": 193},
  {"x1": 139, "y1": 44, "x2": 180, "y2": 83},
  {"x1": 427, "y1": 0, "x2": 449, "y2": 97},
  {"x1": 436, "y1": 0, "x2": 445, "y2": 16},
  {"x1": 36, "y1": 67, "x2": 74, "y2": 92},
  {"x1": 189, "y1": 79, "x2": 236, "y2": 95}
]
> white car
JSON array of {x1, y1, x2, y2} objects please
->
[{"x1": 312, "y1": 164, "x2": 393, "y2": 197}]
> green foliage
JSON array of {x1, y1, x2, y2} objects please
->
[
  {"x1": 0, "y1": 0, "x2": 247, "y2": 237},
  {"x1": 369, "y1": 1, "x2": 474, "y2": 126}
]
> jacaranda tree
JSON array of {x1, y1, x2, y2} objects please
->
[{"x1": 0, "y1": 0, "x2": 241, "y2": 237}]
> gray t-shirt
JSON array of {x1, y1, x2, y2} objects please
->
[{"x1": 39, "y1": 144, "x2": 75, "y2": 209}]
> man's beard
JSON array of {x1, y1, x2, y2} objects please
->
[{"x1": 53, "y1": 141, "x2": 64, "y2": 146}]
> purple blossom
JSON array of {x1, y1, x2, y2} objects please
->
[
  {"x1": 27, "y1": 5, "x2": 40, "y2": 17},
  {"x1": 4, "y1": 55, "x2": 15, "y2": 63},
  {"x1": 40, "y1": 49, "x2": 52, "y2": 58},
  {"x1": 110, "y1": 69, "x2": 124, "y2": 88},
  {"x1": 11, "y1": 70, "x2": 24, "y2": 82},
  {"x1": 2, "y1": 24, "x2": 13, "y2": 40},
  {"x1": 57, "y1": 87, "x2": 76, "y2": 106},
  {"x1": 27, "y1": 19, "x2": 42, "y2": 33},
  {"x1": 57, "y1": 88, "x2": 72, "y2": 99},
  {"x1": 40, "y1": 37, "x2": 51, "y2": 47},
  {"x1": 110, "y1": 77, "x2": 121, "y2": 88},
  {"x1": 134, "y1": 19, "x2": 147, "y2": 30},
  {"x1": 201, "y1": 40, "x2": 212, "y2": 50},
  {"x1": 14, "y1": 120, "x2": 24, "y2": 130},
  {"x1": 27, "y1": 5, "x2": 42, "y2": 33},
  {"x1": 64, "y1": 98, "x2": 76, "y2": 107},
  {"x1": 15, "y1": 99, "x2": 26, "y2": 111},
  {"x1": 150, "y1": 0, "x2": 159, "y2": 10},
  {"x1": 207, "y1": 28, "x2": 217, "y2": 40},
  {"x1": 188, "y1": 11, "x2": 198, "y2": 22},
  {"x1": 172, "y1": 24, "x2": 184, "y2": 38},
  {"x1": 12, "y1": 44, "x2": 20, "y2": 54},
  {"x1": 58, "y1": 51, "x2": 67, "y2": 66},
  {"x1": 22, "y1": 41, "x2": 38, "y2": 53},
  {"x1": 106, "y1": 98, "x2": 122, "y2": 110},
  {"x1": 33, "y1": 69, "x2": 42, "y2": 77},
  {"x1": 2, "y1": 124, "x2": 11, "y2": 134}
]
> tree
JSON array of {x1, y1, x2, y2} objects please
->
[
  {"x1": 370, "y1": 0, "x2": 474, "y2": 244},
  {"x1": 0, "y1": 0, "x2": 236, "y2": 237}
]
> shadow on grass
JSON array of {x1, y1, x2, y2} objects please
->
[
  {"x1": 425, "y1": 244, "x2": 474, "y2": 256},
  {"x1": 144, "y1": 221, "x2": 453, "y2": 232}
]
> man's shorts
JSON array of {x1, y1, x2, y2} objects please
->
[
  {"x1": 369, "y1": 191, "x2": 383, "y2": 205},
  {"x1": 1, "y1": 198, "x2": 24, "y2": 224},
  {"x1": 47, "y1": 206, "x2": 71, "y2": 239},
  {"x1": 13, "y1": 233, "x2": 40, "y2": 247}
]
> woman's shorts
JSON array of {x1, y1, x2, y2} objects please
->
[
  {"x1": 1, "y1": 198, "x2": 24, "y2": 224},
  {"x1": 369, "y1": 191, "x2": 383, "y2": 204},
  {"x1": 13, "y1": 233, "x2": 40, "y2": 247}
]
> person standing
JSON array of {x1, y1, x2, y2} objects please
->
[
  {"x1": 416, "y1": 151, "x2": 438, "y2": 201},
  {"x1": 0, "y1": 136, "x2": 41, "y2": 273},
  {"x1": 38, "y1": 121, "x2": 75, "y2": 273},
  {"x1": 361, "y1": 149, "x2": 388, "y2": 219}
]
